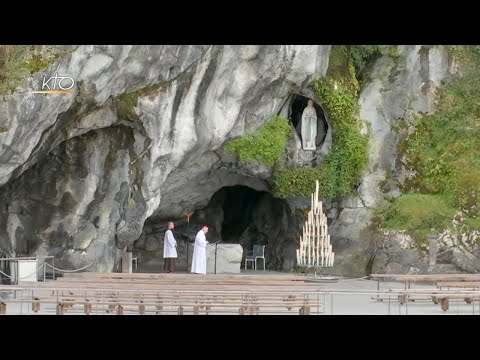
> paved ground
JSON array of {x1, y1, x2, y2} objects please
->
[
  {"x1": 132, "y1": 261, "x2": 478, "y2": 315},
  {"x1": 318, "y1": 278, "x2": 480, "y2": 315}
]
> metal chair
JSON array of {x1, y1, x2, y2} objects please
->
[{"x1": 245, "y1": 245, "x2": 266, "y2": 270}]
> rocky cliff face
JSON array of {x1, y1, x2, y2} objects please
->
[
  {"x1": 329, "y1": 45, "x2": 461, "y2": 275},
  {"x1": 0, "y1": 45, "x2": 330, "y2": 271},
  {"x1": 0, "y1": 44, "x2": 476, "y2": 275}
]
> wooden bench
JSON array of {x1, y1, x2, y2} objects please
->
[
  {"x1": 436, "y1": 282, "x2": 480, "y2": 305},
  {"x1": 371, "y1": 294, "x2": 432, "y2": 304},
  {"x1": 371, "y1": 274, "x2": 480, "y2": 287},
  {"x1": 377, "y1": 288, "x2": 480, "y2": 311},
  {"x1": 371, "y1": 274, "x2": 480, "y2": 281},
  {"x1": 436, "y1": 281, "x2": 480, "y2": 288},
  {"x1": 4, "y1": 271, "x2": 322, "y2": 316},
  {"x1": 430, "y1": 294, "x2": 480, "y2": 311},
  {"x1": 0, "y1": 286, "x2": 323, "y2": 315}
]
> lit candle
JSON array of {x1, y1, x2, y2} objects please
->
[
  {"x1": 307, "y1": 227, "x2": 311, "y2": 266},
  {"x1": 299, "y1": 237, "x2": 303, "y2": 264},
  {"x1": 302, "y1": 236, "x2": 305, "y2": 265}
]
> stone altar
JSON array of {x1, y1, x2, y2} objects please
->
[{"x1": 206, "y1": 243, "x2": 243, "y2": 274}]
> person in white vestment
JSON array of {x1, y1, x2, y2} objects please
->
[
  {"x1": 191, "y1": 226, "x2": 209, "y2": 274},
  {"x1": 163, "y1": 221, "x2": 177, "y2": 273}
]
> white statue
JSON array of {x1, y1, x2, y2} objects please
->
[{"x1": 301, "y1": 99, "x2": 317, "y2": 150}]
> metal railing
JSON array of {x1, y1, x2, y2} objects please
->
[{"x1": 0, "y1": 256, "x2": 55, "y2": 284}]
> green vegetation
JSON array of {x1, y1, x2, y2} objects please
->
[
  {"x1": 273, "y1": 167, "x2": 323, "y2": 198},
  {"x1": 0, "y1": 45, "x2": 29, "y2": 95},
  {"x1": 25, "y1": 46, "x2": 64, "y2": 74},
  {"x1": 313, "y1": 75, "x2": 358, "y2": 125},
  {"x1": 116, "y1": 83, "x2": 164, "y2": 120},
  {"x1": 117, "y1": 84, "x2": 162, "y2": 108},
  {"x1": 382, "y1": 45, "x2": 480, "y2": 238},
  {"x1": 273, "y1": 123, "x2": 368, "y2": 198},
  {"x1": 446, "y1": 45, "x2": 480, "y2": 69},
  {"x1": 382, "y1": 194, "x2": 457, "y2": 242},
  {"x1": 348, "y1": 45, "x2": 384, "y2": 76},
  {"x1": 272, "y1": 45, "x2": 369, "y2": 199},
  {"x1": 68, "y1": 46, "x2": 81, "y2": 53},
  {"x1": 338, "y1": 45, "x2": 400, "y2": 78},
  {"x1": 0, "y1": 45, "x2": 71, "y2": 95},
  {"x1": 379, "y1": 193, "x2": 460, "y2": 248},
  {"x1": 225, "y1": 115, "x2": 291, "y2": 166}
]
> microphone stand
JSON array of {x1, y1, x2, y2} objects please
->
[
  {"x1": 211, "y1": 241, "x2": 220, "y2": 274},
  {"x1": 186, "y1": 240, "x2": 189, "y2": 274}
]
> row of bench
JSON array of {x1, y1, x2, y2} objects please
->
[
  {"x1": 370, "y1": 273, "x2": 480, "y2": 311},
  {"x1": 0, "y1": 273, "x2": 324, "y2": 315}
]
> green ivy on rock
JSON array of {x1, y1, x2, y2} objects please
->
[
  {"x1": 225, "y1": 115, "x2": 291, "y2": 167},
  {"x1": 272, "y1": 45, "x2": 369, "y2": 199}
]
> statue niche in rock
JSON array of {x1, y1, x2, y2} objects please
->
[{"x1": 301, "y1": 99, "x2": 317, "y2": 151}]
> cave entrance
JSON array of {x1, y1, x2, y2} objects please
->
[
  {"x1": 202, "y1": 185, "x2": 294, "y2": 270},
  {"x1": 134, "y1": 185, "x2": 300, "y2": 272},
  {"x1": 290, "y1": 95, "x2": 328, "y2": 147}
]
